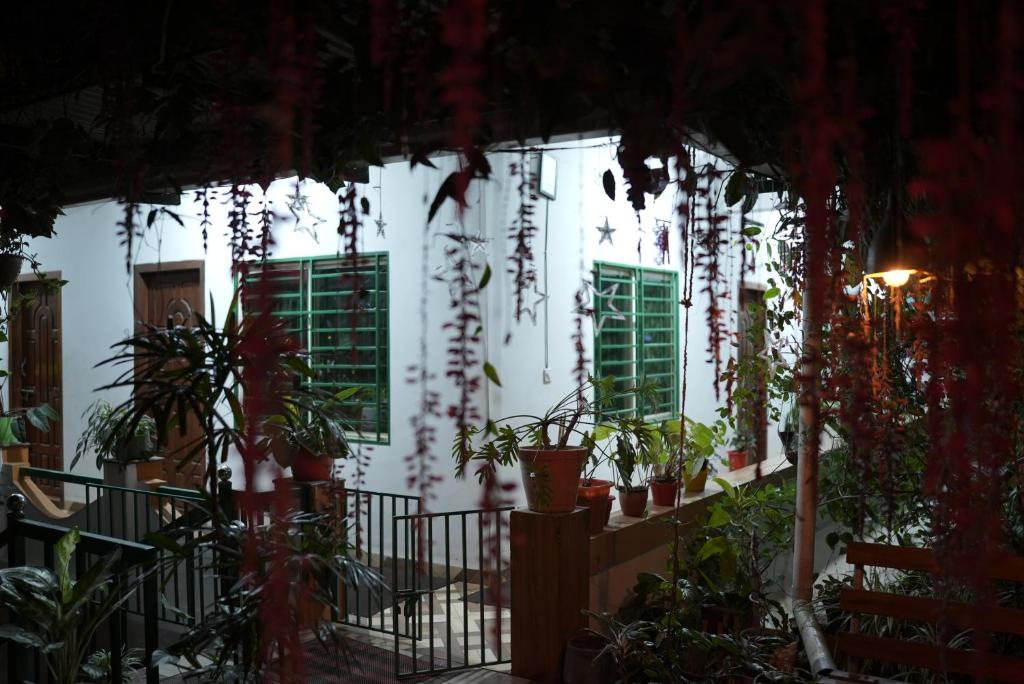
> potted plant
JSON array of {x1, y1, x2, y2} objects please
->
[
  {"x1": 649, "y1": 419, "x2": 681, "y2": 505},
  {"x1": 611, "y1": 419, "x2": 656, "y2": 518},
  {"x1": 0, "y1": 527, "x2": 147, "y2": 684},
  {"x1": 0, "y1": 403, "x2": 60, "y2": 464},
  {"x1": 577, "y1": 431, "x2": 615, "y2": 534},
  {"x1": 727, "y1": 432, "x2": 753, "y2": 471},
  {"x1": 682, "y1": 418, "x2": 726, "y2": 493},
  {"x1": 72, "y1": 400, "x2": 159, "y2": 482},
  {"x1": 0, "y1": 225, "x2": 27, "y2": 288},
  {"x1": 263, "y1": 387, "x2": 360, "y2": 482},
  {"x1": 455, "y1": 376, "x2": 655, "y2": 513}
]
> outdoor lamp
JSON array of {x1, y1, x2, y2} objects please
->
[{"x1": 865, "y1": 218, "x2": 929, "y2": 287}]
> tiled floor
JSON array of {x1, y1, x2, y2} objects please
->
[{"x1": 339, "y1": 581, "x2": 513, "y2": 673}]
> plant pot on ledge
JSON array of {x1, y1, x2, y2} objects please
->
[
  {"x1": 0, "y1": 254, "x2": 23, "y2": 288},
  {"x1": 650, "y1": 478, "x2": 679, "y2": 506},
  {"x1": 291, "y1": 449, "x2": 333, "y2": 482},
  {"x1": 577, "y1": 478, "x2": 613, "y2": 534},
  {"x1": 617, "y1": 485, "x2": 649, "y2": 518},
  {"x1": 727, "y1": 449, "x2": 748, "y2": 471},
  {"x1": 519, "y1": 446, "x2": 587, "y2": 513}
]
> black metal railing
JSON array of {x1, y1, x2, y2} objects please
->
[
  {"x1": 0, "y1": 493, "x2": 161, "y2": 684},
  {"x1": 340, "y1": 488, "x2": 421, "y2": 634},
  {"x1": 16, "y1": 465, "x2": 217, "y2": 628},
  {"x1": 391, "y1": 506, "x2": 513, "y2": 678}
]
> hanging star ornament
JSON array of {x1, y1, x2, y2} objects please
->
[
  {"x1": 596, "y1": 217, "x2": 616, "y2": 245},
  {"x1": 593, "y1": 282, "x2": 626, "y2": 334},
  {"x1": 520, "y1": 282, "x2": 549, "y2": 325}
]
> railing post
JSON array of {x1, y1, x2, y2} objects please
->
[
  {"x1": 6, "y1": 493, "x2": 26, "y2": 683},
  {"x1": 143, "y1": 557, "x2": 160, "y2": 684},
  {"x1": 510, "y1": 507, "x2": 589, "y2": 683},
  {"x1": 217, "y1": 466, "x2": 234, "y2": 521}
]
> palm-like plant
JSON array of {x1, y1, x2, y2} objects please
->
[
  {"x1": 95, "y1": 290, "x2": 358, "y2": 494},
  {"x1": 0, "y1": 528, "x2": 144, "y2": 684}
]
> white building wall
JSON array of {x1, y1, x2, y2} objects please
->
[{"x1": 12, "y1": 136, "x2": 791, "y2": 517}]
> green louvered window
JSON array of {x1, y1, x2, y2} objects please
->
[
  {"x1": 243, "y1": 254, "x2": 390, "y2": 444},
  {"x1": 593, "y1": 262, "x2": 679, "y2": 420}
]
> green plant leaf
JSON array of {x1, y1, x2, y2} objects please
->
[
  {"x1": 713, "y1": 477, "x2": 736, "y2": 499},
  {"x1": 483, "y1": 362, "x2": 502, "y2": 387},
  {"x1": 0, "y1": 623, "x2": 49, "y2": 648},
  {"x1": 478, "y1": 263, "x2": 492, "y2": 290},
  {"x1": 696, "y1": 535, "x2": 729, "y2": 562},
  {"x1": 55, "y1": 526, "x2": 80, "y2": 602},
  {"x1": 763, "y1": 287, "x2": 780, "y2": 300},
  {"x1": 708, "y1": 507, "x2": 729, "y2": 528}
]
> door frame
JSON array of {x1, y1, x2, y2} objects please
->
[
  {"x1": 133, "y1": 260, "x2": 206, "y2": 489},
  {"x1": 9, "y1": 271, "x2": 65, "y2": 500}
]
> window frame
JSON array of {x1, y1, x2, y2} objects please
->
[
  {"x1": 240, "y1": 252, "x2": 391, "y2": 445},
  {"x1": 593, "y1": 260, "x2": 680, "y2": 421}
]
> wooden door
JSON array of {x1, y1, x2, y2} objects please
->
[
  {"x1": 9, "y1": 278, "x2": 63, "y2": 502},
  {"x1": 135, "y1": 262, "x2": 206, "y2": 490}
]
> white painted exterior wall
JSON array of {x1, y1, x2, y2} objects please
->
[{"x1": 11, "y1": 137, "x2": 793, "y2": 516}]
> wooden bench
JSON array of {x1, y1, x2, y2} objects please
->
[{"x1": 832, "y1": 541, "x2": 1024, "y2": 683}]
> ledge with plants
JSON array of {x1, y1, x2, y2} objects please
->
[{"x1": 454, "y1": 376, "x2": 658, "y2": 517}]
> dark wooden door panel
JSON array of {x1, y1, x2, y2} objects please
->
[
  {"x1": 135, "y1": 263, "x2": 206, "y2": 490},
  {"x1": 9, "y1": 279, "x2": 63, "y2": 502}
]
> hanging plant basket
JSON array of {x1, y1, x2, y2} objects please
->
[{"x1": 0, "y1": 254, "x2": 24, "y2": 288}]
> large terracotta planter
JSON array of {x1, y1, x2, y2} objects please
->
[
  {"x1": 577, "y1": 478, "x2": 613, "y2": 534},
  {"x1": 617, "y1": 486, "x2": 649, "y2": 518},
  {"x1": 650, "y1": 478, "x2": 679, "y2": 506},
  {"x1": 291, "y1": 449, "x2": 332, "y2": 482},
  {"x1": 563, "y1": 632, "x2": 615, "y2": 684},
  {"x1": 519, "y1": 446, "x2": 587, "y2": 513},
  {"x1": 728, "y1": 449, "x2": 748, "y2": 471},
  {"x1": 683, "y1": 467, "x2": 709, "y2": 493}
]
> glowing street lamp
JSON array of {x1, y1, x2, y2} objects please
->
[{"x1": 864, "y1": 219, "x2": 929, "y2": 288}]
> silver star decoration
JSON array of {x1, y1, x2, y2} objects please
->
[
  {"x1": 373, "y1": 171, "x2": 386, "y2": 237},
  {"x1": 597, "y1": 217, "x2": 616, "y2": 245},
  {"x1": 374, "y1": 216, "x2": 387, "y2": 238},
  {"x1": 573, "y1": 280, "x2": 595, "y2": 315},
  {"x1": 519, "y1": 283, "x2": 549, "y2": 325},
  {"x1": 593, "y1": 283, "x2": 626, "y2": 334}
]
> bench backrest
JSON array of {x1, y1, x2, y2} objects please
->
[{"x1": 837, "y1": 542, "x2": 1024, "y2": 682}]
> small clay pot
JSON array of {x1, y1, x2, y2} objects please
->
[
  {"x1": 577, "y1": 479, "x2": 614, "y2": 534},
  {"x1": 617, "y1": 486, "x2": 649, "y2": 518},
  {"x1": 650, "y1": 478, "x2": 679, "y2": 506},
  {"x1": 683, "y1": 467, "x2": 709, "y2": 493},
  {"x1": 728, "y1": 449, "x2": 748, "y2": 471}
]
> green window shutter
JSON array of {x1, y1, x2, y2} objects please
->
[
  {"x1": 593, "y1": 261, "x2": 678, "y2": 420},
  {"x1": 242, "y1": 254, "x2": 390, "y2": 444}
]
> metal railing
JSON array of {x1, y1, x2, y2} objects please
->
[
  {"x1": 392, "y1": 506, "x2": 513, "y2": 679},
  {"x1": 340, "y1": 487, "x2": 421, "y2": 634},
  {"x1": 15, "y1": 466, "x2": 216, "y2": 627},
  {"x1": 0, "y1": 493, "x2": 161, "y2": 684}
]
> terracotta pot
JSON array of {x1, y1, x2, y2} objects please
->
[
  {"x1": 728, "y1": 449, "x2": 748, "y2": 471},
  {"x1": 683, "y1": 467, "x2": 709, "y2": 493},
  {"x1": 291, "y1": 449, "x2": 332, "y2": 482},
  {"x1": 577, "y1": 479, "x2": 613, "y2": 534},
  {"x1": 562, "y1": 632, "x2": 615, "y2": 684},
  {"x1": 650, "y1": 478, "x2": 679, "y2": 506},
  {"x1": 519, "y1": 446, "x2": 587, "y2": 513},
  {"x1": 617, "y1": 486, "x2": 648, "y2": 518},
  {"x1": 0, "y1": 255, "x2": 23, "y2": 289}
]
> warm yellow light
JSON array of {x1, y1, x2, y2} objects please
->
[{"x1": 880, "y1": 269, "x2": 912, "y2": 287}]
